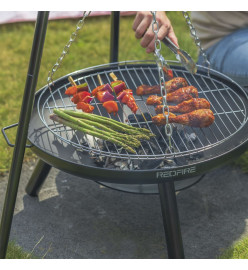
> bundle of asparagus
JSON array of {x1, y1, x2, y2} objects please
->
[{"x1": 50, "y1": 109, "x2": 155, "y2": 154}]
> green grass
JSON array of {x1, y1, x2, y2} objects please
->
[
  {"x1": 6, "y1": 241, "x2": 38, "y2": 259},
  {"x1": 1, "y1": 11, "x2": 248, "y2": 259},
  {"x1": 233, "y1": 151, "x2": 248, "y2": 173},
  {"x1": 218, "y1": 237, "x2": 248, "y2": 259}
]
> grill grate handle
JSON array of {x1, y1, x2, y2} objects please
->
[{"x1": 2, "y1": 123, "x2": 33, "y2": 148}]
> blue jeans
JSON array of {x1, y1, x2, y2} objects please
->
[{"x1": 197, "y1": 27, "x2": 248, "y2": 87}]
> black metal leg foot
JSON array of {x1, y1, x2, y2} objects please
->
[
  {"x1": 158, "y1": 181, "x2": 185, "y2": 259},
  {"x1": 25, "y1": 159, "x2": 52, "y2": 197}
]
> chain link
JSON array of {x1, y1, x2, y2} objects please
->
[
  {"x1": 47, "y1": 11, "x2": 91, "y2": 90},
  {"x1": 151, "y1": 11, "x2": 173, "y2": 148},
  {"x1": 182, "y1": 11, "x2": 210, "y2": 71}
]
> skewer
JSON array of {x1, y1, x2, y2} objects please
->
[
  {"x1": 109, "y1": 72, "x2": 150, "y2": 125},
  {"x1": 97, "y1": 74, "x2": 129, "y2": 121},
  {"x1": 97, "y1": 74, "x2": 103, "y2": 86},
  {"x1": 66, "y1": 76, "x2": 95, "y2": 113},
  {"x1": 107, "y1": 73, "x2": 159, "y2": 156},
  {"x1": 68, "y1": 76, "x2": 77, "y2": 86},
  {"x1": 109, "y1": 72, "x2": 118, "y2": 82}
]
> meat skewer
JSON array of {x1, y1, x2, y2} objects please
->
[
  {"x1": 65, "y1": 76, "x2": 89, "y2": 96},
  {"x1": 92, "y1": 75, "x2": 115, "y2": 103},
  {"x1": 93, "y1": 74, "x2": 118, "y2": 115},
  {"x1": 155, "y1": 98, "x2": 210, "y2": 114},
  {"x1": 109, "y1": 72, "x2": 139, "y2": 115},
  {"x1": 152, "y1": 109, "x2": 215, "y2": 128},
  {"x1": 109, "y1": 74, "x2": 127, "y2": 95},
  {"x1": 109, "y1": 73, "x2": 154, "y2": 127},
  {"x1": 136, "y1": 77, "x2": 188, "y2": 96},
  {"x1": 146, "y1": 86, "x2": 198, "y2": 105},
  {"x1": 66, "y1": 76, "x2": 94, "y2": 113}
]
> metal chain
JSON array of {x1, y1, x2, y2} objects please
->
[
  {"x1": 182, "y1": 11, "x2": 210, "y2": 71},
  {"x1": 151, "y1": 11, "x2": 173, "y2": 149},
  {"x1": 47, "y1": 11, "x2": 91, "y2": 90}
]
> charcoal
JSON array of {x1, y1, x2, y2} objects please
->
[
  {"x1": 133, "y1": 164, "x2": 140, "y2": 170},
  {"x1": 103, "y1": 157, "x2": 110, "y2": 167},
  {"x1": 187, "y1": 152, "x2": 204, "y2": 161},
  {"x1": 185, "y1": 132, "x2": 197, "y2": 142},
  {"x1": 95, "y1": 139, "x2": 105, "y2": 149},
  {"x1": 138, "y1": 159, "x2": 164, "y2": 170},
  {"x1": 88, "y1": 120, "x2": 202, "y2": 170},
  {"x1": 164, "y1": 159, "x2": 177, "y2": 166},
  {"x1": 174, "y1": 156, "x2": 188, "y2": 166},
  {"x1": 110, "y1": 157, "x2": 117, "y2": 163},
  {"x1": 90, "y1": 156, "x2": 106, "y2": 167},
  {"x1": 114, "y1": 161, "x2": 129, "y2": 170}
]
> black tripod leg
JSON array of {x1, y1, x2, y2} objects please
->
[
  {"x1": 158, "y1": 181, "x2": 185, "y2": 259},
  {"x1": 25, "y1": 159, "x2": 52, "y2": 197},
  {"x1": 0, "y1": 12, "x2": 49, "y2": 259},
  {"x1": 109, "y1": 11, "x2": 120, "y2": 63}
]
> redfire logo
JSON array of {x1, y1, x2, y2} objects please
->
[{"x1": 156, "y1": 166, "x2": 196, "y2": 178}]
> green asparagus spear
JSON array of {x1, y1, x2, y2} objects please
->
[
  {"x1": 79, "y1": 119, "x2": 141, "y2": 146},
  {"x1": 50, "y1": 114, "x2": 136, "y2": 154},
  {"x1": 58, "y1": 109, "x2": 154, "y2": 138},
  {"x1": 53, "y1": 109, "x2": 141, "y2": 148}
]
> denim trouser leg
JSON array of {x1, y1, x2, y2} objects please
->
[{"x1": 197, "y1": 27, "x2": 248, "y2": 87}]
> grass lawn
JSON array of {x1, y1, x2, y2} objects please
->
[
  {"x1": 218, "y1": 237, "x2": 248, "y2": 259},
  {"x1": 6, "y1": 241, "x2": 38, "y2": 259},
  {"x1": 0, "y1": 11, "x2": 248, "y2": 259}
]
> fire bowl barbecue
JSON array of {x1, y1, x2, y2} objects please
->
[
  {"x1": 26, "y1": 60, "x2": 248, "y2": 185},
  {"x1": 3, "y1": 12, "x2": 248, "y2": 260}
]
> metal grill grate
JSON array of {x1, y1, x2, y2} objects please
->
[{"x1": 37, "y1": 60, "x2": 248, "y2": 160}]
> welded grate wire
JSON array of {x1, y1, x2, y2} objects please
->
[{"x1": 37, "y1": 61, "x2": 248, "y2": 160}]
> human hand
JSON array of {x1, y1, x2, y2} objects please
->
[{"x1": 132, "y1": 11, "x2": 178, "y2": 53}]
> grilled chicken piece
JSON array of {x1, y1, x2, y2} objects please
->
[
  {"x1": 152, "y1": 109, "x2": 215, "y2": 128},
  {"x1": 152, "y1": 112, "x2": 174, "y2": 126},
  {"x1": 121, "y1": 92, "x2": 139, "y2": 114},
  {"x1": 137, "y1": 85, "x2": 161, "y2": 96},
  {"x1": 136, "y1": 77, "x2": 188, "y2": 95},
  {"x1": 146, "y1": 86, "x2": 198, "y2": 106},
  {"x1": 155, "y1": 98, "x2": 210, "y2": 114},
  {"x1": 146, "y1": 95, "x2": 163, "y2": 105},
  {"x1": 165, "y1": 77, "x2": 188, "y2": 92},
  {"x1": 166, "y1": 86, "x2": 198, "y2": 104}
]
